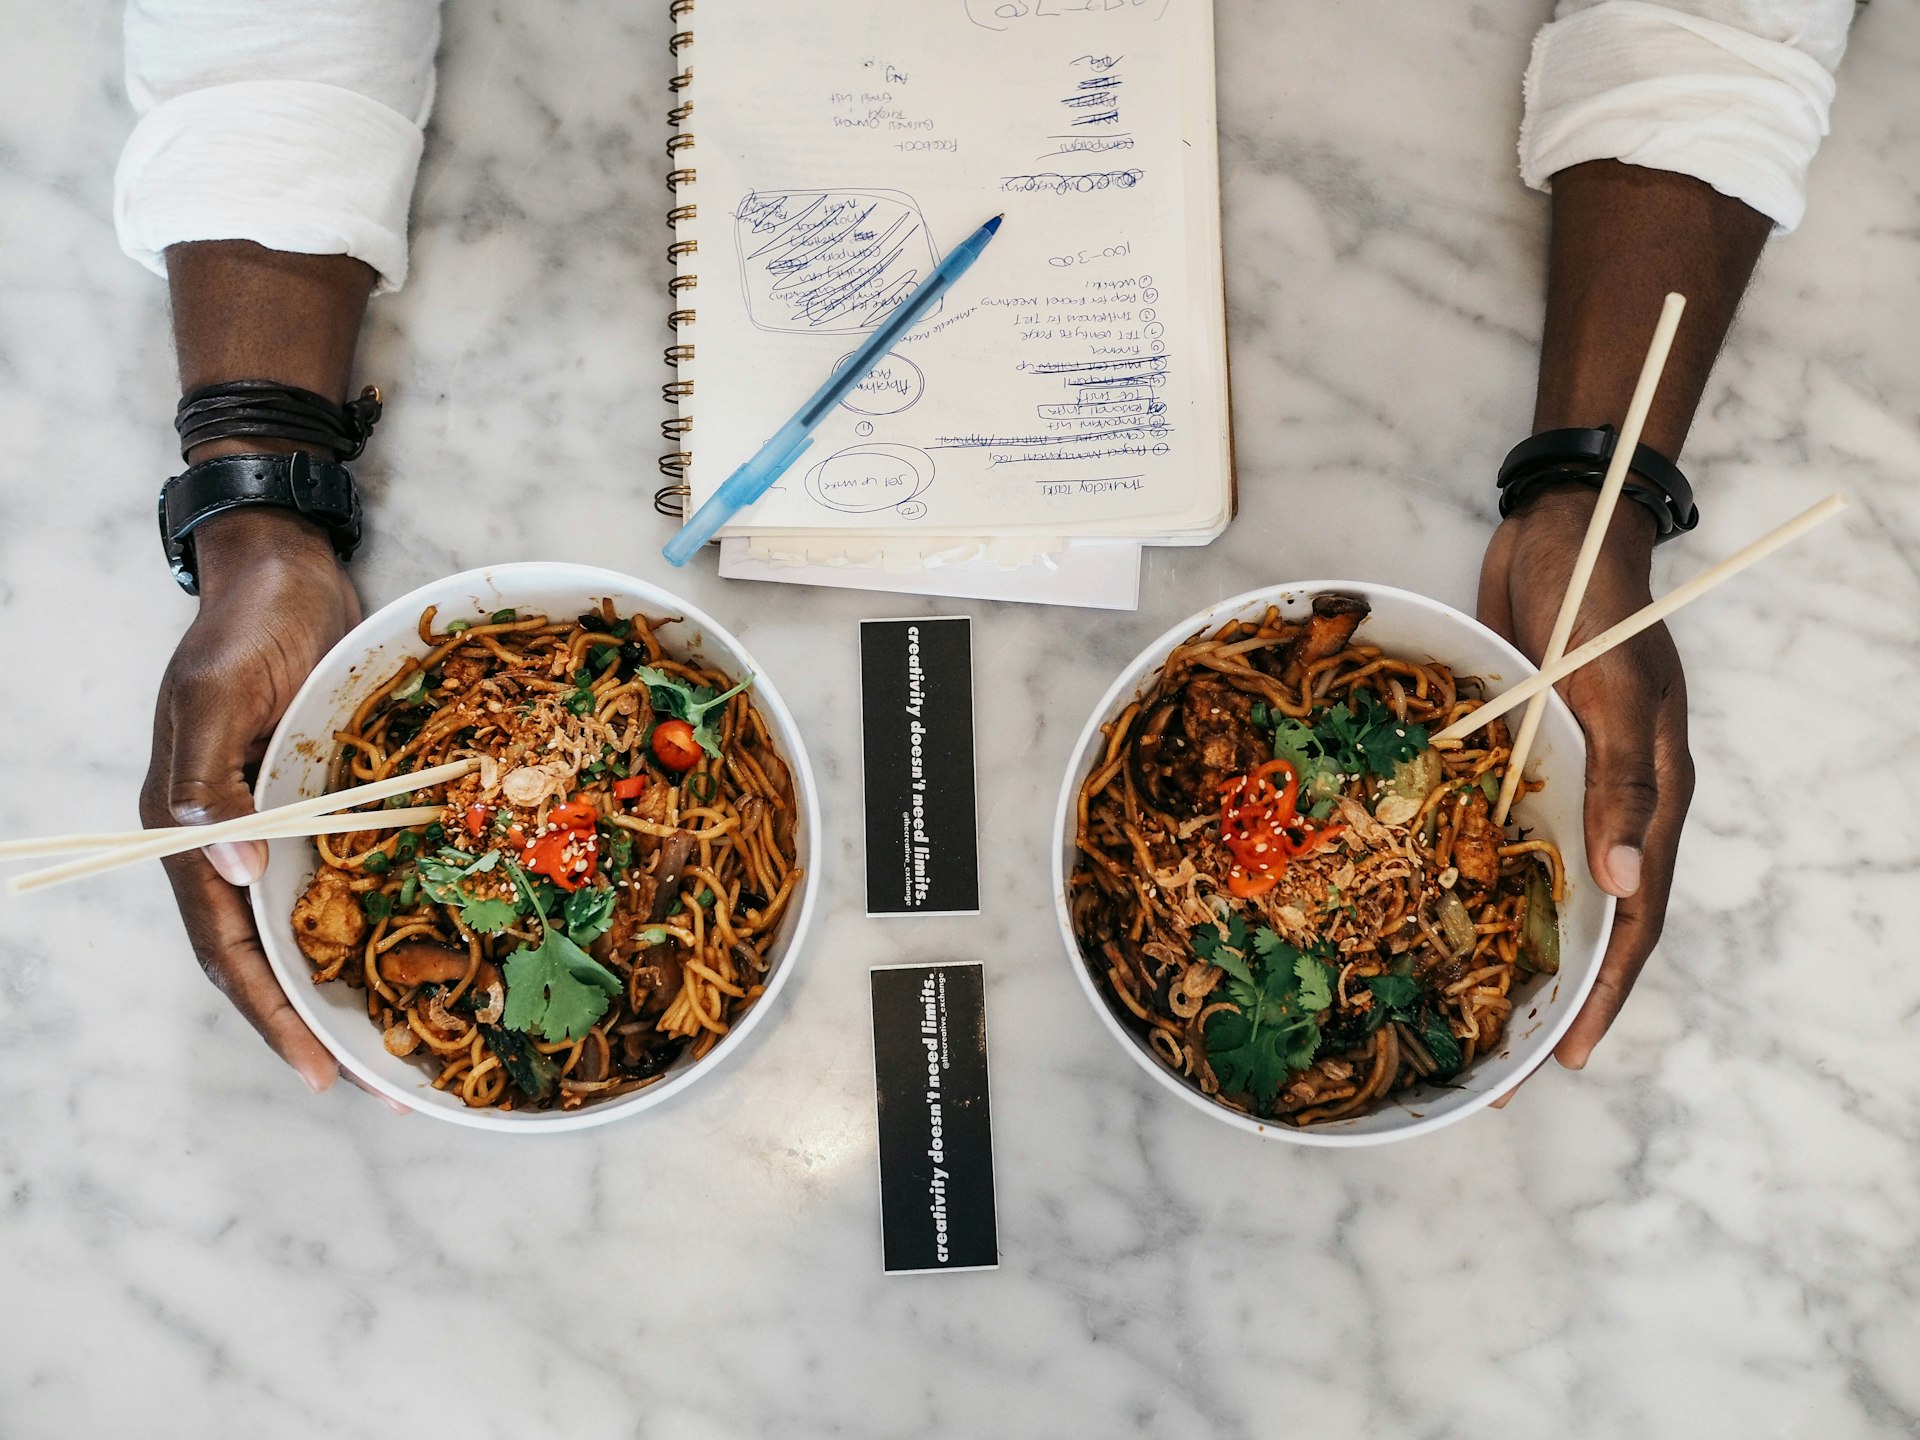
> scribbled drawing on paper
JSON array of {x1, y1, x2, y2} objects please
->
[
  {"x1": 835, "y1": 352, "x2": 927, "y2": 415},
  {"x1": 804, "y1": 444, "x2": 936, "y2": 515},
  {"x1": 962, "y1": 0, "x2": 1172, "y2": 33},
  {"x1": 734, "y1": 190, "x2": 941, "y2": 334}
]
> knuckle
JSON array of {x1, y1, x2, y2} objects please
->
[
  {"x1": 138, "y1": 770, "x2": 174, "y2": 829},
  {"x1": 192, "y1": 944, "x2": 234, "y2": 995},
  {"x1": 1670, "y1": 746, "x2": 1698, "y2": 806},
  {"x1": 167, "y1": 778, "x2": 227, "y2": 827},
  {"x1": 1589, "y1": 756, "x2": 1661, "y2": 819}
]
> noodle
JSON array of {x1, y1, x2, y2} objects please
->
[
  {"x1": 287, "y1": 603, "x2": 804, "y2": 1111},
  {"x1": 1067, "y1": 595, "x2": 1563, "y2": 1127}
]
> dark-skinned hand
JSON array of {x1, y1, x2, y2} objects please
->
[
  {"x1": 136, "y1": 506, "x2": 399, "y2": 1105},
  {"x1": 1476, "y1": 485, "x2": 1695, "y2": 1102}
]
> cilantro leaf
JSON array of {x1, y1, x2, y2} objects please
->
[
  {"x1": 1197, "y1": 925, "x2": 1338, "y2": 1103},
  {"x1": 456, "y1": 896, "x2": 521, "y2": 935},
  {"x1": 416, "y1": 847, "x2": 521, "y2": 934},
  {"x1": 1362, "y1": 972, "x2": 1422, "y2": 1033},
  {"x1": 634, "y1": 665, "x2": 757, "y2": 759},
  {"x1": 1366, "y1": 973, "x2": 1421, "y2": 1017},
  {"x1": 1250, "y1": 926, "x2": 1288, "y2": 964},
  {"x1": 1270, "y1": 716, "x2": 1346, "y2": 812},
  {"x1": 1291, "y1": 951, "x2": 1334, "y2": 1012},
  {"x1": 1205, "y1": 974, "x2": 1323, "y2": 1102},
  {"x1": 1269, "y1": 716, "x2": 1320, "y2": 772},
  {"x1": 1316, "y1": 691, "x2": 1430, "y2": 780},
  {"x1": 1249, "y1": 929, "x2": 1334, "y2": 1013},
  {"x1": 563, "y1": 884, "x2": 617, "y2": 946},
  {"x1": 1192, "y1": 921, "x2": 1254, "y2": 985},
  {"x1": 416, "y1": 846, "x2": 494, "y2": 903},
  {"x1": 500, "y1": 928, "x2": 623, "y2": 1042}
]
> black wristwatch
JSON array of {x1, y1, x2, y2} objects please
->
[{"x1": 158, "y1": 450, "x2": 364, "y2": 595}]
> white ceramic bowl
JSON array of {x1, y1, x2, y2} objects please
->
[
  {"x1": 1053, "y1": 581, "x2": 1614, "y2": 1146},
  {"x1": 250, "y1": 562, "x2": 820, "y2": 1131}
]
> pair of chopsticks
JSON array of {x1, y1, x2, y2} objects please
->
[
  {"x1": 2, "y1": 757, "x2": 478, "y2": 895},
  {"x1": 1437, "y1": 290, "x2": 1846, "y2": 770}
]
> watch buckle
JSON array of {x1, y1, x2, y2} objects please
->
[{"x1": 286, "y1": 450, "x2": 319, "y2": 515}]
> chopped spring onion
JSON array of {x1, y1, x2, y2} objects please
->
[
  {"x1": 1435, "y1": 888, "x2": 1476, "y2": 959},
  {"x1": 1519, "y1": 862, "x2": 1561, "y2": 974}
]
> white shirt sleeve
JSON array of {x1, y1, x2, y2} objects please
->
[
  {"x1": 114, "y1": 1, "x2": 442, "y2": 293},
  {"x1": 1519, "y1": 0, "x2": 1856, "y2": 232}
]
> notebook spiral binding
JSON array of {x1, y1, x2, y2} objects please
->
[{"x1": 655, "y1": 0, "x2": 699, "y2": 518}]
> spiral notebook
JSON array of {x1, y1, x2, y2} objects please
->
[{"x1": 658, "y1": 0, "x2": 1231, "y2": 565}]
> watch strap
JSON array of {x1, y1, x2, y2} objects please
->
[
  {"x1": 1497, "y1": 425, "x2": 1698, "y2": 542},
  {"x1": 159, "y1": 451, "x2": 363, "y2": 594}
]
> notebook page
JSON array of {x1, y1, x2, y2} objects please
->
[{"x1": 680, "y1": 0, "x2": 1228, "y2": 539}]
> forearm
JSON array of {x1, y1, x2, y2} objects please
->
[
  {"x1": 167, "y1": 240, "x2": 375, "y2": 579},
  {"x1": 1532, "y1": 159, "x2": 1770, "y2": 462},
  {"x1": 168, "y1": 240, "x2": 374, "y2": 463}
]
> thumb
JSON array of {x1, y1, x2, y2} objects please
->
[
  {"x1": 1574, "y1": 662, "x2": 1660, "y2": 900},
  {"x1": 165, "y1": 686, "x2": 271, "y2": 887}
]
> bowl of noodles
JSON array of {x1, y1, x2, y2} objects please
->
[
  {"x1": 249, "y1": 562, "x2": 818, "y2": 1131},
  {"x1": 1055, "y1": 582, "x2": 1613, "y2": 1146}
]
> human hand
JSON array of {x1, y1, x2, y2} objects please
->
[
  {"x1": 1476, "y1": 485, "x2": 1695, "y2": 1086},
  {"x1": 139, "y1": 505, "x2": 368, "y2": 1097}
]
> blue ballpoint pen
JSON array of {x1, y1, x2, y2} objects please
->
[{"x1": 662, "y1": 212, "x2": 1004, "y2": 566}]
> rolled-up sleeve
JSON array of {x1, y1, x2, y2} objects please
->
[
  {"x1": 114, "y1": 1, "x2": 442, "y2": 292},
  {"x1": 1519, "y1": 0, "x2": 1855, "y2": 232}
]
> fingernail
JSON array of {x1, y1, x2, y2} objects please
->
[
  {"x1": 1608, "y1": 845, "x2": 1643, "y2": 897},
  {"x1": 299, "y1": 1065, "x2": 332, "y2": 1095},
  {"x1": 385, "y1": 1099, "x2": 410, "y2": 1116},
  {"x1": 206, "y1": 841, "x2": 263, "y2": 887}
]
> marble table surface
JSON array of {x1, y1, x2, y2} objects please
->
[{"x1": 3, "y1": 3, "x2": 1918, "y2": 1436}]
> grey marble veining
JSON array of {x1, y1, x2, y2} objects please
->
[{"x1": 2, "y1": 3, "x2": 1918, "y2": 1437}]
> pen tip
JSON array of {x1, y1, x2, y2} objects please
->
[{"x1": 984, "y1": 214, "x2": 1004, "y2": 234}]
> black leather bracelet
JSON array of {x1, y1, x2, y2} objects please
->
[
  {"x1": 158, "y1": 451, "x2": 363, "y2": 595},
  {"x1": 175, "y1": 380, "x2": 383, "y2": 462},
  {"x1": 1497, "y1": 425, "x2": 1698, "y2": 543}
]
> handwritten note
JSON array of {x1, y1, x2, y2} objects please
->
[
  {"x1": 685, "y1": 0, "x2": 1226, "y2": 539},
  {"x1": 734, "y1": 189, "x2": 939, "y2": 334}
]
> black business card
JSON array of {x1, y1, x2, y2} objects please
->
[
  {"x1": 871, "y1": 962, "x2": 998, "y2": 1274},
  {"x1": 859, "y1": 617, "x2": 980, "y2": 916}
]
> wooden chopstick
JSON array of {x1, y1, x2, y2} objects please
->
[
  {"x1": 0, "y1": 806, "x2": 444, "y2": 862},
  {"x1": 1436, "y1": 493, "x2": 1848, "y2": 745},
  {"x1": 7, "y1": 757, "x2": 477, "y2": 895},
  {"x1": 1494, "y1": 292, "x2": 1687, "y2": 827}
]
